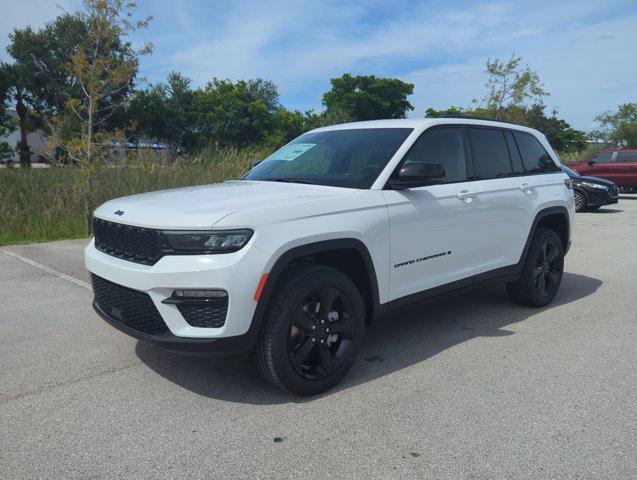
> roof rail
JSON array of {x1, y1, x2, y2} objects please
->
[{"x1": 438, "y1": 114, "x2": 521, "y2": 126}]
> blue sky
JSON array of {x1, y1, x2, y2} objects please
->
[{"x1": 2, "y1": 0, "x2": 636, "y2": 130}]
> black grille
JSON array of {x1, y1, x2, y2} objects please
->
[
  {"x1": 609, "y1": 185, "x2": 619, "y2": 198},
  {"x1": 92, "y1": 274, "x2": 168, "y2": 335},
  {"x1": 177, "y1": 301, "x2": 228, "y2": 328},
  {"x1": 93, "y1": 218, "x2": 162, "y2": 265}
]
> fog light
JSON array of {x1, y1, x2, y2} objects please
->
[{"x1": 173, "y1": 289, "x2": 228, "y2": 298}]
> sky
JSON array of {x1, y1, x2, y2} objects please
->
[{"x1": 1, "y1": 0, "x2": 636, "y2": 131}]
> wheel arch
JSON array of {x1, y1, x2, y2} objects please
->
[
  {"x1": 250, "y1": 238, "x2": 381, "y2": 340},
  {"x1": 520, "y1": 206, "x2": 571, "y2": 264}
]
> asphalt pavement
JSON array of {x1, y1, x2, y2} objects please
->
[{"x1": 1, "y1": 197, "x2": 635, "y2": 479}]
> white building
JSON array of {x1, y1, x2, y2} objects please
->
[{"x1": 1, "y1": 109, "x2": 47, "y2": 163}]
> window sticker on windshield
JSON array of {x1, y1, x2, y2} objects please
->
[{"x1": 271, "y1": 143, "x2": 316, "y2": 161}]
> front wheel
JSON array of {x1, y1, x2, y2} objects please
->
[
  {"x1": 254, "y1": 265, "x2": 365, "y2": 395},
  {"x1": 574, "y1": 190, "x2": 587, "y2": 212},
  {"x1": 506, "y1": 228, "x2": 564, "y2": 307}
]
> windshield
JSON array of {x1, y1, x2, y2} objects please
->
[
  {"x1": 561, "y1": 165, "x2": 579, "y2": 178},
  {"x1": 244, "y1": 128, "x2": 413, "y2": 188}
]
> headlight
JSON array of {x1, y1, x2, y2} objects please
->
[
  {"x1": 580, "y1": 182, "x2": 607, "y2": 190},
  {"x1": 164, "y1": 229, "x2": 253, "y2": 253}
]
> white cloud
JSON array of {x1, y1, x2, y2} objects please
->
[{"x1": 1, "y1": 0, "x2": 635, "y2": 129}]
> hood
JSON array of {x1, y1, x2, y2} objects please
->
[
  {"x1": 573, "y1": 175, "x2": 616, "y2": 188},
  {"x1": 94, "y1": 180, "x2": 358, "y2": 229}
]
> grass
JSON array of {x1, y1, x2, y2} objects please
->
[
  {"x1": 0, "y1": 143, "x2": 598, "y2": 246},
  {"x1": 0, "y1": 145, "x2": 269, "y2": 246}
]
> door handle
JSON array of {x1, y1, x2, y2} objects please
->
[
  {"x1": 519, "y1": 183, "x2": 535, "y2": 194},
  {"x1": 456, "y1": 190, "x2": 477, "y2": 202}
]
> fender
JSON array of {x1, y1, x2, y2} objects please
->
[
  {"x1": 243, "y1": 238, "x2": 381, "y2": 349},
  {"x1": 519, "y1": 206, "x2": 571, "y2": 264}
]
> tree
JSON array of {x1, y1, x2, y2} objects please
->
[
  {"x1": 48, "y1": 0, "x2": 152, "y2": 234},
  {"x1": 322, "y1": 74, "x2": 414, "y2": 121},
  {"x1": 591, "y1": 103, "x2": 637, "y2": 148},
  {"x1": 193, "y1": 78, "x2": 280, "y2": 146},
  {"x1": 424, "y1": 106, "x2": 465, "y2": 118},
  {"x1": 3, "y1": 13, "x2": 88, "y2": 167},
  {"x1": 0, "y1": 68, "x2": 16, "y2": 162},
  {"x1": 129, "y1": 72, "x2": 198, "y2": 156},
  {"x1": 482, "y1": 54, "x2": 548, "y2": 119}
]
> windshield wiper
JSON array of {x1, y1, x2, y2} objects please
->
[{"x1": 270, "y1": 177, "x2": 316, "y2": 185}]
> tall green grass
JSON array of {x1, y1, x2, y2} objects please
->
[{"x1": 0, "y1": 145, "x2": 270, "y2": 246}]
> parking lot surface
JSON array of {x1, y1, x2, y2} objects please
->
[{"x1": 1, "y1": 197, "x2": 635, "y2": 479}]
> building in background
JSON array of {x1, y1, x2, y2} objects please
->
[{"x1": 1, "y1": 109, "x2": 47, "y2": 164}]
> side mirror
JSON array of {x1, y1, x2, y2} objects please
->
[
  {"x1": 587, "y1": 159, "x2": 597, "y2": 165},
  {"x1": 387, "y1": 162, "x2": 445, "y2": 190}
]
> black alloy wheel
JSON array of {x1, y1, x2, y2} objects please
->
[
  {"x1": 288, "y1": 286, "x2": 355, "y2": 380},
  {"x1": 532, "y1": 238, "x2": 562, "y2": 300},
  {"x1": 506, "y1": 228, "x2": 564, "y2": 307},
  {"x1": 255, "y1": 265, "x2": 365, "y2": 395}
]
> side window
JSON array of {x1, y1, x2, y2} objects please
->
[
  {"x1": 590, "y1": 152, "x2": 613, "y2": 164},
  {"x1": 504, "y1": 131, "x2": 525, "y2": 175},
  {"x1": 513, "y1": 132, "x2": 559, "y2": 173},
  {"x1": 616, "y1": 151, "x2": 637, "y2": 163},
  {"x1": 401, "y1": 127, "x2": 468, "y2": 183},
  {"x1": 467, "y1": 128, "x2": 513, "y2": 179}
]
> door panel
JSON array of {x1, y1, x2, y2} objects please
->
[
  {"x1": 613, "y1": 152, "x2": 637, "y2": 187},
  {"x1": 383, "y1": 182, "x2": 483, "y2": 300},
  {"x1": 475, "y1": 177, "x2": 532, "y2": 272}
]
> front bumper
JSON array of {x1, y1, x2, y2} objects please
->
[
  {"x1": 85, "y1": 239, "x2": 269, "y2": 352},
  {"x1": 93, "y1": 300, "x2": 255, "y2": 356},
  {"x1": 586, "y1": 187, "x2": 619, "y2": 207}
]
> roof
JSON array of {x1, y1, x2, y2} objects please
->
[{"x1": 313, "y1": 117, "x2": 541, "y2": 136}]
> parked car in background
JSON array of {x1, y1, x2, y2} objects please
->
[
  {"x1": 562, "y1": 165, "x2": 619, "y2": 212},
  {"x1": 564, "y1": 150, "x2": 637, "y2": 192}
]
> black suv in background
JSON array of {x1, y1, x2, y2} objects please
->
[{"x1": 562, "y1": 165, "x2": 619, "y2": 212}]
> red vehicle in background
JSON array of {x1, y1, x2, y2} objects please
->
[{"x1": 565, "y1": 149, "x2": 637, "y2": 192}]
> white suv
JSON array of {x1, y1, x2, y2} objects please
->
[{"x1": 85, "y1": 117, "x2": 575, "y2": 395}]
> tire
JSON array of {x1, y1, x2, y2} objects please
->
[
  {"x1": 506, "y1": 228, "x2": 564, "y2": 307},
  {"x1": 588, "y1": 205, "x2": 601, "y2": 211},
  {"x1": 254, "y1": 264, "x2": 365, "y2": 395},
  {"x1": 573, "y1": 190, "x2": 587, "y2": 212}
]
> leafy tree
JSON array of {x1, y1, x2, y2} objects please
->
[
  {"x1": 482, "y1": 54, "x2": 548, "y2": 119},
  {"x1": 424, "y1": 106, "x2": 465, "y2": 118},
  {"x1": 0, "y1": 67, "x2": 17, "y2": 162},
  {"x1": 193, "y1": 78, "x2": 280, "y2": 146},
  {"x1": 2, "y1": 13, "x2": 88, "y2": 167},
  {"x1": 591, "y1": 103, "x2": 637, "y2": 148},
  {"x1": 47, "y1": 0, "x2": 152, "y2": 234},
  {"x1": 129, "y1": 72, "x2": 198, "y2": 156},
  {"x1": 322, "y1": 74, "x2": 414, "y2": 121}
]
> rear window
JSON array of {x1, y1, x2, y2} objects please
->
[
  {"x1": 468, "y1": 128, "x2": 513, "y2": 179},
  {"x1": 513, "y1": 132, "x2": 559, "y2": 173},
  {"x1": 616, "y1": 151, "x2": 637, "y2": 163}
]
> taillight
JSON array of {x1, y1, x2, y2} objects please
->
[{"x1": 564, "y1": 178, "x2": 573, "y2": 189}]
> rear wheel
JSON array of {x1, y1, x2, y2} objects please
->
[
  {"x1": 254, "y1": 265, "x2": 365, "y2": 395},
  {"x1": 506, "y1": 228, "x2": 564, "y2": 307}
]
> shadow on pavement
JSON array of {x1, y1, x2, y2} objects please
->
[
  {"x1": 135, "y1": 272, "x2": 602, "y2": 404},
  {"x1": 584, "y1": 208, "x2": 623, "y2": 214}
]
